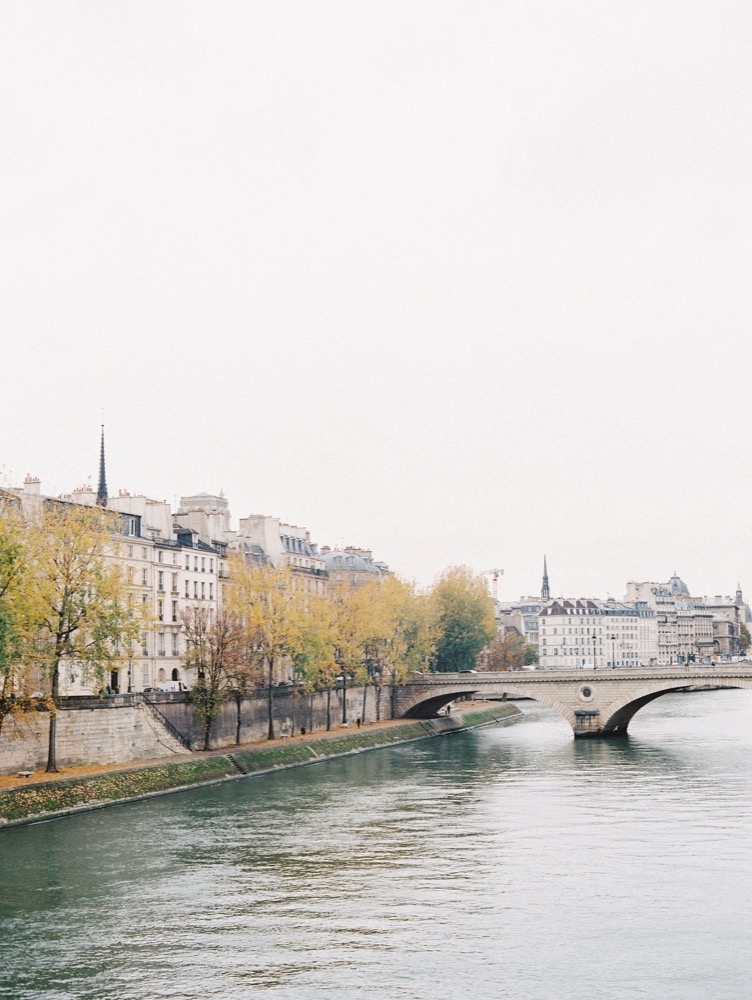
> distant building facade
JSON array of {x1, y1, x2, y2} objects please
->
[
  {"x1": 320, "y1": 546, "x2": 389, "y2": 590},
  {"x1": 624, "y1": 574, "x2": 749, "y2": 664},
  {"x1": 233, "y1": 514, "x2": 327, "y2": 593},
  {"x1": 538, "y1": 599, "x2": 658, "y2": 669},
  {"x1": 496, "y1": 598, "x2": 542, "y2": 651}
]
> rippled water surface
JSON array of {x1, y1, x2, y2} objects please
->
[{"x1": 3, "y1": 691, "x2": 752, "y2": 999}]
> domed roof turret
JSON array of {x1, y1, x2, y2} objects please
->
[{"x1": 669, "y1": 573, "x2": 689, "y2": 595}]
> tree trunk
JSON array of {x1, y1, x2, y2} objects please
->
[
  {"x1": 361, "y1": 681, "x2": 368, "y2": 725},
  {"x1": 46, "y1": 661, "x2": 61, "y2": 773},
  {"x1": 267, "y1": 658, "x2": 275, "y2": 740},
  {"x1": 46, "y1": 712, "x2": 58, "y2": 773},
  {"x1": 375, "y1": 684, "x2": 382, "y2": 721},
  {"x1": 326, "y1": 687, "x2": 332, "y2": 731},
  {"x1": 235, "y1": 690, "x2": 242, "y2": 745},
  {"x1": 390, "y1": 678, "x2": 397, "y2": 719},
  {"x1": 309, "y1": 692, "x2": 314, "y2": 733},
  {"x1": 342, "y1": 672, "x2": 348, "y2": 724},
  {"x1": 203, "y1": 720, "x2": 211, "y2": 751}
]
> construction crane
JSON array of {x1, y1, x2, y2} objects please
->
[{"x1": 481, "y1": 568, "x2": 504, "y2": 600}]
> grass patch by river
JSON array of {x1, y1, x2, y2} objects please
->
[
  {"x1": 0, "y1": 704, "x2": 517, "y2": 827},
  {"x1": 0, "y1": 756, "x2": 236, "y2": 824},
  {"x1": 231, "y1": 721, "x2": 435, "y2": 773}
]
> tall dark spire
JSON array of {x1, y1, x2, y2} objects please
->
[
  {"x1": 541, "y1": 555, "x2": 550, "y2": 601},
  {"x1": 97, "y1": 424, "x2": 108, "y2": 507}
]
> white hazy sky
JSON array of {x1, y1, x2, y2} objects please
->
[{"x1": 2, "y1": 1, "x2": 752, "y2": 600}]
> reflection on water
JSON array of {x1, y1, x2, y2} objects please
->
[{"x1": 2, "y1": 690, "x2": 752, "y2": 999}]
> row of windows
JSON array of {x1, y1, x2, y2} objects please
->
[
  {"x1": 541, "y1": 626, "x2": 652, "y2": 637},
  {"x1": 125, "y1": 545, "x2": 217, "y2": 574},
  {"x1": 136, "y1": 569, "x2": 218, "y2": 591},
  {"x1": 139, "y1": 633, "x2": 181, "y2": 657},
  {"x1": 542, "y1": 653, "x2": 640, "y2": 662},
  {"x1": 141, "y1": 666, "x2": 183, "y2": 685},
  {"x1": 156, "y1": 582, "x2": 213, "y2": 616}
]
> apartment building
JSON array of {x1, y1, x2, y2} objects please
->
[
  {"x1": 234, "y1": 513, "x2": 326, "y2": 593},
  {"x1": 537, "y1": 599, "x2": 658, "y2": 669},
  {"x1": 624, "y1": 575, "x2": 747, "y2": 663}
]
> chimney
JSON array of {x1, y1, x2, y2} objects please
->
[{"x1": 23, "y1": 474, "x2": 41, "y2": 495}]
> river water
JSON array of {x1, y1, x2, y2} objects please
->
[{"x1": 2, "y1": 690, "x2": 752, "y2": 999}]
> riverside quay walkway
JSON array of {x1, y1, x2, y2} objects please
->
[{"x1": 395, "y1": 664, "x2": 752, "y2": 737}]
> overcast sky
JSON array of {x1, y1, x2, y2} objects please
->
[{"x1": 2, "y1": 1, "x2": 752, "y2": 601}]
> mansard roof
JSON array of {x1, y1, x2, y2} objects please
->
[
  {"x1": 321, "y1": 548, "x2": 380, "y2": 573},
  {"x1": 540, "y1": 598, "x2": 600, "y2": 616}
]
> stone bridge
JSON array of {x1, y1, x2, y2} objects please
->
[{"x1": 395, "y1": 664, "x2": 752, "y2": 737}]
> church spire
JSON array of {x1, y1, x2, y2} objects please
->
[
  {"x1": 97, "y1": 424, "x2": 108, "y2": 507},
  {"x1": 541, "y1": 555, "x2": 550, "y2": 601}
]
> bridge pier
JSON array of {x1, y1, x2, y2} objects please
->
[
  {"x1": 573, "y1": 710, "x2": 629, "y2": 738},
  {"x1": 573, "y1": 708, "x2": 602, "y2": 738}
]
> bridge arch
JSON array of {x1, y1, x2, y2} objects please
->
[
  {"x1": 600, "y1": 677, "x2": 752, "y2": 735},
  {"x1": 401, "y1": 690, "x2": 477, "y2": 718},
  {"x1": 399, "y1": 683, "x2": 577, "y2": 731}
]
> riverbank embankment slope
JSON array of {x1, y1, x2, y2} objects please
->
[{"x1": 0, "y1": 702, "x2": 519, "y2": 828}]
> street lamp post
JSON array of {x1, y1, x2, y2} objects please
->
[
  {"x1": 592, "y1": 632, "x2": 598, "y2": 671},
  {"x1": 609, "y1": 634, "x2": 617, "y2": 669}
]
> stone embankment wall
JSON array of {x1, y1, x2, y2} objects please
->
[
  {"x1": 160, "y1": 684, "x2": 388, "y2": 750},
  {"x1": 0, "y1": 698, "x2": 189, "y2": 775},
  {"x1": 0, "y1": 685, "x2": 396, "y2": 776}
]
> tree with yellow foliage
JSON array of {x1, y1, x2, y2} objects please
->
[
  {"x1": 357, "y1": 576, "x2": 435, "y2": 719},
  {"x1": 328, "y1": 580, "x2": 373, "y2": 725},
  {"x1": 229, "y1": 558, "x2": 302, "y2": 740},
  {"x1": 0, "y1": 497, "x2": 43, "y2": 737},
  {"x1": 290, "y1": 589, "x2": 337, "y2": 731},
  {"x1": 22, "y1": 502, "x2": 139, "y2": 772}
]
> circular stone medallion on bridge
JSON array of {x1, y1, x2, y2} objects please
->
[{"x1": 578, "y1": 685, "x2": 595, "y2": 703}]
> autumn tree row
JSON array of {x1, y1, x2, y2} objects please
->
[
  {"x1": 182, "y1": 557, "x2": 498, "y2": 748},
  {"x1": 0, "y1": 497, "x2": 499, "y2": 764}
]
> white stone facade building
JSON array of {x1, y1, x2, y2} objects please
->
[
  {"x1": 624, "y1": 575, "x2": 747, "y2": 664},
  {"x1": 233, "y1": 514, "x2": 327, "y2": 593},
  {"x1": 8, "y1": 474, "x2": 227, "y2": 694},
  {"x1": 92, "y1": 493, "x2": 225, "y2": 692},
  {"x1": 538, "y1": 599, "x2": 658, "y2": 669}
]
